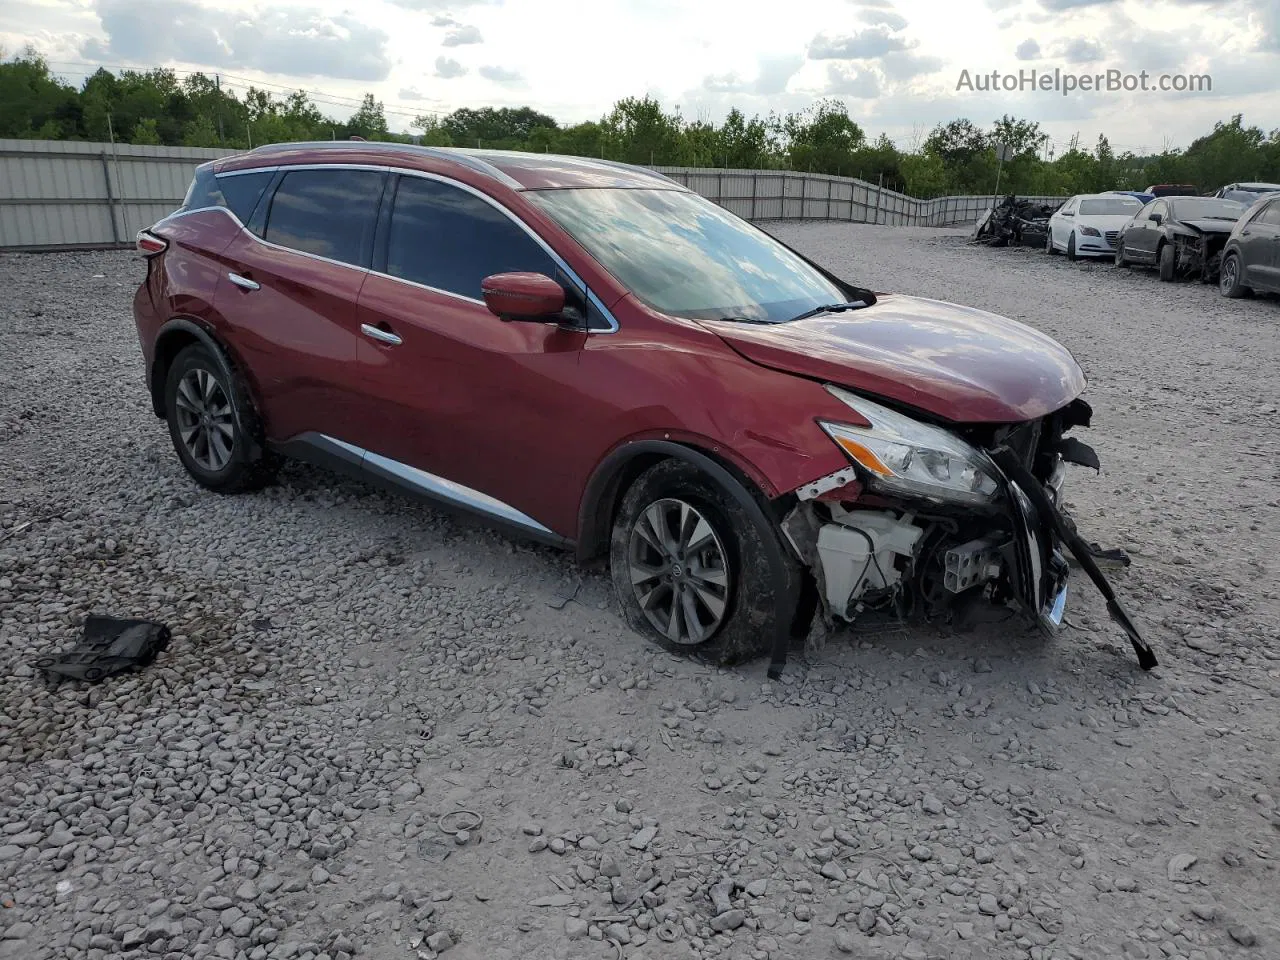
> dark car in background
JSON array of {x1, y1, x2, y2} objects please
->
[
  {"x1": 1114, "y1": 196, "x2": 1247, "y2": 281},
  {"x1": 1219, "y1": 193, "x2": 1280, "y2": 297},
  {"x1": 1212, "y1": 182, "x2": 1280, "y2": 205},
  {"x1": 128, "y1": 142, "x2": 1157, "y2": 671},
  {"x1": 1143, "y1": 183, "x2": 1199, "y2": 198}
]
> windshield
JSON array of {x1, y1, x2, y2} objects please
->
[
  {"x1": 1169, "y1": 198, "x2": 1245, "y2": 220},
  {"x1": 1078, "y1": 198, "x2": 1141, "y2": 215},
  {"x1": 526, "y1": 188, "x2": 847, "y2": 322}
]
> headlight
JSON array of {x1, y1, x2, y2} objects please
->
[
  {"x1": 819, "y1": 386, "x2": 1000, "y2": 505},
  {"x1": 1078, "y1": 226, "x2": 1101, "y2": 237}
]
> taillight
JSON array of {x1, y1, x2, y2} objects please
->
[{"x1": 136, "y1": 230, "x2": 168, "y2": 256}]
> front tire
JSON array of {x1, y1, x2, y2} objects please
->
[
  {"x1": 1158, "y1": 243, "x2": 1176, "y2": 282},
  {"x1": 1066, "y1": 232, "x2": 1078, "y2": 261},
  {"x1": 1219, "y1": 252, "x2": 1250, "y2": 298},
  {"x1": 1045, "y1": 231, "x2": 1058, "y2": 256},
  {"x1": 164, "y1": 343, "x2": 276, "y2": 493},
  {"x1": 609, "y1": 459, "x2": 797, "y2": 665},
  {"x1": 1114, "y1": 241, "x2": 1128, "y2": 267}
]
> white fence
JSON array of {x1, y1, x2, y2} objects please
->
[
  {"x1": 0, "y1": 139, "x2": 235, "y2": 250},
  {"x1": 653, "y1": 166, "x2": 1062, "y2": 228},
  {"x1": 0, "y1": 139, "x2": 1063, "y2": 251}
]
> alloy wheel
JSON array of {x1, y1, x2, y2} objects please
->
[
  {"x1": 627, "y1": 498, "x2": 731, "y2": 646},
  {"x1": 1220, "y1": 256, "x2": 1238, "y2": 294},
  {"x1": 173, "y1": 368, "x2": 235, "y2": 472}
]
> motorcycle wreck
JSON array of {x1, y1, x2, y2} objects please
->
[{"x1": 777, "y1": 387, "x2": 1158, "y2": 676}]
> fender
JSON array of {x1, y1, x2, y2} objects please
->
[{"x1": 150, "y1": 316, "x2": 267, "y2": 462}]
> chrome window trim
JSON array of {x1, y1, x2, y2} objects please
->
[
  {"x1": 218, "y1": 166, "x2": 280, "y2": 178},
  {"x1": 164, "y1": 162, "x2": 619, "y2": 333}
]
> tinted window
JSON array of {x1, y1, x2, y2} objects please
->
[
  {"x1": 1167, "y1": 198, "x2": 1245, "y2": 221},
  {"x1": 1258, "y1": 201, "x2": 1280, "y2": 226},
  {"x1": 1078, "y1": 198, "x2": 1141, "y2": 215},
  {"x1": 217, "y1": 172, "x2": 273, "y2": 222},
  {"x1": 385, "y1": 177, "x2": 556, "y2": 300},
  {"x1": 1147, "y1": 201, "x2": 1167, "y2": 221},
  {"x1": 265, "y1": 169, "x2": 384, "y2": 267},
  {"x1": 528, "y1": 188, "x2": 847, "y2": 323}
]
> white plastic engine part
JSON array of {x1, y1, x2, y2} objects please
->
[{"x1": 817, "y1": 510, "x2": 923, "y2": 618}]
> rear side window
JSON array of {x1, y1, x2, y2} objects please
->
[
  {"x1": 264, "y1": 169, "x2": 384, "y2": 267},
  {"x1": 218, "y1": 172, "x2": 272, "y2": 222},
  {"x1": 385, "y1": 176, "x2": 556, "y2": 300},
  {"x1": 180, "y1": 167, "x2": 272, "y2": 224},
  {"x1": 1258, "y1": 201, "x2": 1280, "y2": 226}
]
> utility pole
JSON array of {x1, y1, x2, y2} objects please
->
[{"x1": 215, "y1": 74, "x2": 224, "y2": 142}]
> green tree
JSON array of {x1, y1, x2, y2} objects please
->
[
  {"x1": 783, "y1": 99, "x2": 865, "y2": 174},
  {"x1": 0, "y1": 48, "x2": 82, "y2": 139}
]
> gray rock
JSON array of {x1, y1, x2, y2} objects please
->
[
  {"x1": 710, "y1": 909, "x2": 744, "y2": 932},
  {"x1": 629, "y1": 826, "x2": 658, "y2": 850},
  {"x1": 1228, "y1": 925, "x2": 1257, "y2": 947},
  {"x1": 834, "y1": 929, "x2": 856, "y2": 953},
  {"x1": 979, "y1": 894, "x2": 999, "y2": 916},
  {"x1": 565, "y1": 917, "x2": 588, "y2": 939},
  {"x1": 426, "y1": 930, "x2": 453, "y2": 952}
]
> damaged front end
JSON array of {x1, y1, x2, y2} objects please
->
[
  {"x1": 1168, "y1": 230, "x2": 1231, "y2": 282},
  {"x1": 781, "y1": 386, "x2": 1157, "y2": 670}
]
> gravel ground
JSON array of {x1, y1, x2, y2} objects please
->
[{"x1": 1, "y1": 225, "x2": 1278, "y2": 960}]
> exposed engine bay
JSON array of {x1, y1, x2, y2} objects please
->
[{"x1": 782, "y1": 396, "x2": 1158, "y2": 670}]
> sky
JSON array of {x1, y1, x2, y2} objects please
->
[{"x1": 3, "y1": 0, "x2": 1278, "y2": 154}]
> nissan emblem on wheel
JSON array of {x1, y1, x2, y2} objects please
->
[{"x1": 132, "y1": 142, "x2": 1157, "y2": 675}]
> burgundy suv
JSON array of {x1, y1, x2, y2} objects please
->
[{"x1": 133, "y1": 143, "x2": 1155, "y2": 674}]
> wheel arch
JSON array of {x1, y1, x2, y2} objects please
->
[
  {"x1": 576, "y1": 439, "x2": 784, "y2": 567},
  {"x1": 151, "y1": 316, "x2": 267, "y2": 459}
]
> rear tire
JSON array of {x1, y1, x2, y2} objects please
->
[
  {"x1": 164, "y1": 343, "x2": 276, "y2": 493},
  {"x1": 609, "y1": 459, "x2": 798, "y2": 666},
  {"x1": 1066, "y1": 233, "x2": 1078, "y2": 261},
  {"x1": 1219, "y1": 252, "x2": 1250, "y2": 298},
  {"x1": 1158, "y1": 243, "x2": 1176, "y2": 282}
]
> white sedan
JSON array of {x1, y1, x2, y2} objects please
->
[{"x1": 1046, "y1": 193, "x2": 1145, "y2": 260}]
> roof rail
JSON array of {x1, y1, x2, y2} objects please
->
[{"x1": 242, "y1": 141, "x2": 522, "y2": 188}]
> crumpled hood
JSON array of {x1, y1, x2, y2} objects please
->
[
  {"x1": 1178, "y1": 218, "x2": 1238, "y2": 234},
  {"x1": 697, "y1": 294, "x2": 1086, "y2": 423}
]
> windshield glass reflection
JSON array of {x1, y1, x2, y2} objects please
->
[{"x1": 528, "y1": 188, "x2": 846, "y2": 322}]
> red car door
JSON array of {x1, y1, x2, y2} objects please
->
[
  {"x1": 353, "y1": 174, "x2": 595, "y2": 537},
  {"x1": 214, "y1": 167, "x2": 386, "y2": 444}
]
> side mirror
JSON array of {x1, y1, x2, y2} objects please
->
[
  {"x1": 1150, "y1": 213, "x2": 1163, "y2": 225},
  {"x1": 481, "y1": 272, "x2": 566, "y2": 322}
]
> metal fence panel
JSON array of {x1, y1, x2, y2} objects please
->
[
  {"x1": 1, "y1": 143, "x2": 1066, "y2": 250},
  {"x1": 1, "y1": 139, "x2": 235, "y2": 250}
]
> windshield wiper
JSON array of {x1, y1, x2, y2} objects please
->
[{"x1": 785, "y1": 300, "x2": 869, "y2": 323}]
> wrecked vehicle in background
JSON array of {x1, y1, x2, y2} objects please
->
[
  {"x1": 972, "y1": 194, "x2": 1063, "y2": 248},
  {"x1": 132, "y1": 143, "x2": 1156, "y2": 679},
  {"x1": 1114, "y1": 196, "x2": 1247, "y2": 281},
  {"x1": 1219, "y1": 191, "x2": 1280, "y2": 298}
]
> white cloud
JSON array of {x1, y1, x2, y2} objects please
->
[
  {"x1": 809, "y1": 26, "x2": 909, "y2": 59},
  {"x1": 478, "y1": 64, "x2": 522, "y2": 85},
  {"x1": 825, "y1": 63, "x2": 881, "y2": 97},
  {"x1": 1059, "y1": 36, "x2": 1104, "y2": 62},
  {"x1": 434, "y1": 56, "x2": 467, "y2": 78},
  {"x1": 1015, "y1": 38, "x2": 1041, "y2": 59},
  {"x1": 442, "y1": 24, "x2": 482, "y2": 46},
  {"x1": 81, "y1": 0, "x2": 391, "y2": 80}
]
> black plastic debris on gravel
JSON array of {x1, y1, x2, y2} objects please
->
[{"x1": 34, "y1": 614, "x2": 171, "y2": 682}]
